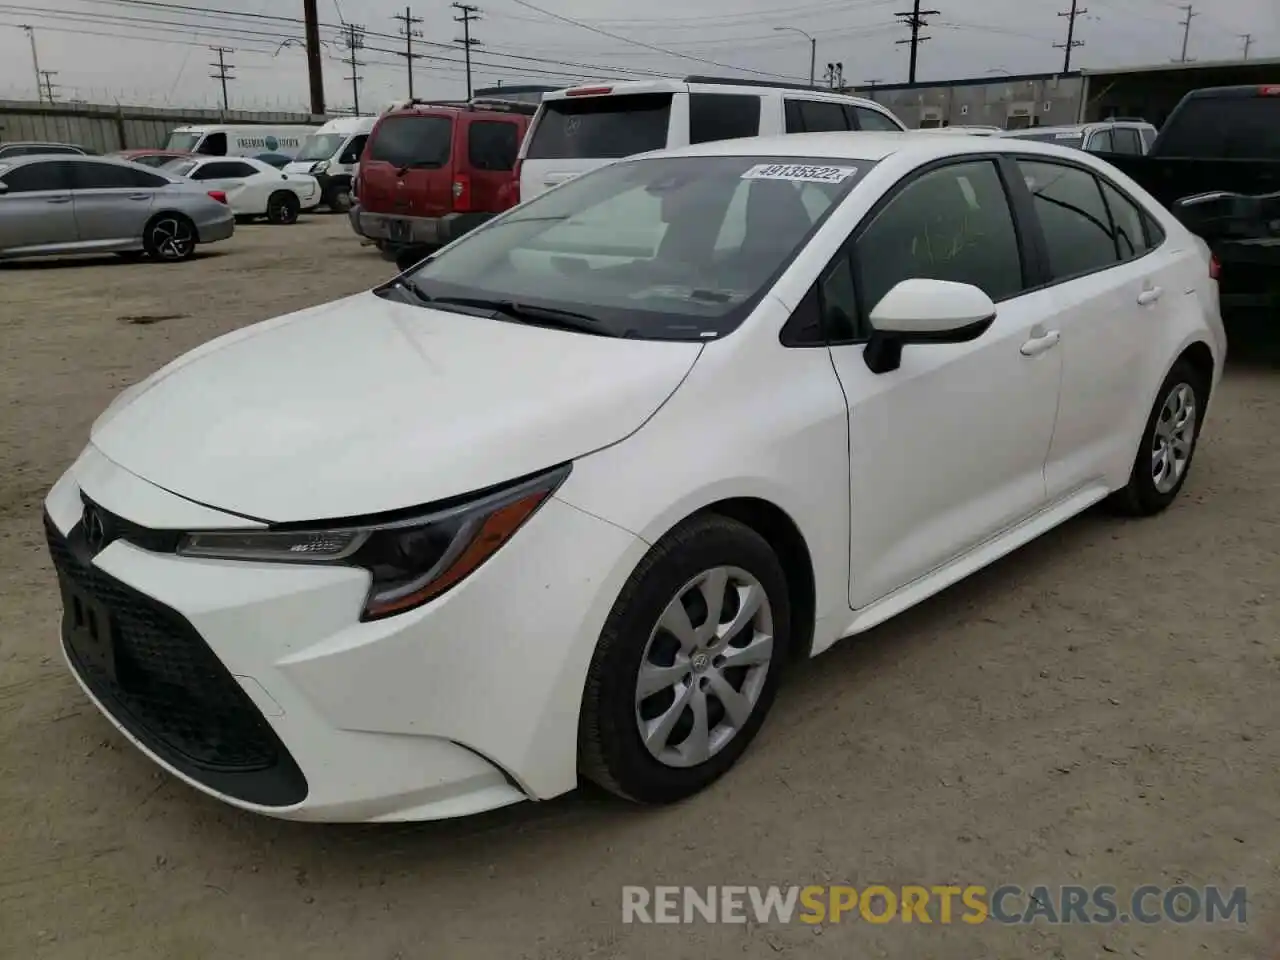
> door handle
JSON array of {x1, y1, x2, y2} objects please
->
[
  {"x1": 1020, "y1": 330, "x2": 1061, "y2": 357},
  {"x1": 1137, "y1": 286, "x2": 1163, "y2": 306},
  {"x1": 126, "y1": 193, "x2": 152, "y2": 200},
  {"x1": 45, "y1": 196, "x2": 72, "y2": 204}
]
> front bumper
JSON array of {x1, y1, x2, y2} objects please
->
[
  {"x1": 351, "y1": 208, "x2": 495, "y2": 247},
  {"x1": 44, "y1": 446, "x2": 646, "y2": 822}
]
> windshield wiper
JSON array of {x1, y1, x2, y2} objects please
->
[{"x1": 426, "y1": 296, "x2": 617, "y2": 336}]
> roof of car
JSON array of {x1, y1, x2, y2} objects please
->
[
  {"x1": 542, "y1": 78, "x2": 888, "y2": 110},
  {"x1": 0, "y1": 152, "x2": 141, "y2": 169}
]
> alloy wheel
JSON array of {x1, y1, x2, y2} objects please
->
[
  {"x1": 634, "y1": 566, "x2": 775, "y2": 769},
  {"x1": 1151, "y1": 381, "x2": 1197, "y2": 494},
  {"x1": 151, "y1": 218, "x2": 193, "y2": 259}
]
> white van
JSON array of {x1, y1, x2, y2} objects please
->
[
  {"x1": 164, "y1": 124, "x2": 320, "y2": 162},
  {"x1": 518, "y1": 76, "x2": 906, "y2": 200},
  {"x1": 284, "y1": 115, "x2": 376, "y2": 212}
]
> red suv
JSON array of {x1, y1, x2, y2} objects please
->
[{"x1": 350, "y1": 98, "x2": 534, "y2": 261}]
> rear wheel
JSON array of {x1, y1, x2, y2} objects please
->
[
  {"x1": 142, "y1": 214, "x2": 197, "y2": 262},
  {"x1": 266, "y1": 191, "x2": 300, "y2": 225}
]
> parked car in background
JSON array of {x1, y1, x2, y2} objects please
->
[
  {"x1": 110, "y1": 149, "x2": 192, "y2": 168},
  {"x1": 163, "y1": 155, "x2": 320, "y2": 225},
  {"x1": 1000, "y1": 120, "x2": 1157, "y2": 155},
  {"x1": 517, "y1": 76, "x2": 907, "y2": 202},
  {"x1": 918, "y1": 125, "x2": 1003, "y2": 136},
  {"x1": 350, "y1": 98, "x2": 533, "y2": 264},
  {"x1": 286, "y1": 115, "x2": 376, "y2": 212},
  {"x1": 1090, "y1": 84, "x2": 1280, "y2": 315},
  {"x1": 0, "y1": 155, "x2": 232, "y2": 261},
  {"x1": 0, "y1": 141, "x2": 95, "y2": 159},
  {"x1": 43, "y1": 133, "x2": 1223, "y2": 822},
  {"x1": 163, "y1": 124, "x2": 319, "y2": 159}
]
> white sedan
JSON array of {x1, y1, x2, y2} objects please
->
[
  {"x1": 45, "y1": 133, "x2": 1224, "y2": 822},
  {"x1": 163, "y1": 155, "x2": 319, "y2": 224}
]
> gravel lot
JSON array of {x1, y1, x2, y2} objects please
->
[{"x1": 1, "y1": 216, "x2": 1278, "y2": 960}]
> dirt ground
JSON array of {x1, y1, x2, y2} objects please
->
[{"x1": 1, "y1": 215, "x2": 1278, "y2": 960}]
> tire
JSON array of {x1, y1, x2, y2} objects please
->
[
  {"x1": 394, "y1": 246, "x2": 432, "y2": 272},
  {"x1": 266, "y1": 191, "x2": 300, "y2": 225},
  {"x1": 579, "y1": 513, "x2": 791, "y2": 804},
  {"x1": 142, "y1": 213, "x2": 197, "y2": 262},
  {"x1": 324, "y1": 183, "x2": 352, "y2": 213},
  {"x1": 1106, "y1": 358, "x2": 1208, "y2": 516}
]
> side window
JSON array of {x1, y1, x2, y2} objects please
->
[
  {"x1": 854, "y1": 160, "x2": 1024, "y2": 314},
  {"x1": 689, "y1": 93, "x2": 761, "y2": 144},
  {"x1": 1017, "y1": 160, "x2": 1118, "y2": 279},
  {"x1": 341, "y1": 134, "x2": 368, "y2": 163},
  {"x1": 197, "y1": 132, "x2": 227, "y2": 156},
  {"x1": 0, "y1": 160, "x2": 72, "y2": 192},
  {"x1": 855, "y1": 106, "x2": 902, "y2": 131},
  {"x1": 70, "y1": 162, "x2": 166, "y2": 190},
  {"x1": 467, "y1": 121, "x2": 519, "y2": 171},
  {"x1": 1112, "y1": 128, "x2": 1142, "y2": 155},
  {"x1": 819, "y1": 250, "x2": 863, "y2": 341},
  {"x1": 796, "y1": 100, "x2": 850, "y2": 133},
  {"x1": 229, "y1": 161, "x2": 261, "y2": 178},
  {"x1": 1140, "y1": 127, "x2": 1157, "y2": 152},
  {"x1": 784, "y1": 100, "x2": 805, "y2": 134},
  {"x1": 1099, "y1": 179, "x2": 1150, "y2": 260},
  {"x1": 1087, "y1": 128, "x2": 1114, "y2": 152}
]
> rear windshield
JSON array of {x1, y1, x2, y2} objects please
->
[
  {"x1": 368, "y1": 115, "x2": 453, "y2": 168},
  {"x1": 398, "y1": 154, "x2": 871, "y2": 341},
  {"x1": 166, "y1": 132, "x2": 202, "y2": 152},
  {"x1": 1006, "y1": 131, "x2": 1084, "y2": 149},
  {"x1": 1157, "y1": 96, "x2": 1280, "y2": 159},
  {"x1": 526, "y1": 93, "x2": 672, "y2": 160}
]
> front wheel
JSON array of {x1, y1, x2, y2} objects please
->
[
  {"x1": 142, "y1": 214, "x2": 197, "y2": 262},
  {"x1": 325, "y1": 183, "x2": 352, "y2": 213},
  {"x1": 266, "y1": 191, "x2": 300, "y2": 225},
  {"x1": 579, "y1": 514, "x2": 791, "y2": 804},
  {"x1": 1107, "y1": 359, "x2": 1208, "y2": 516}
]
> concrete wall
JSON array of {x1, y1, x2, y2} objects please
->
[
  {"x1": 859, "y1": 75, "x2": 1085, "y2": 130},
  {"x1": 0, "y1": 100, "x2": 326, "y2": 153}
]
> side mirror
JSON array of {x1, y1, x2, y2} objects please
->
[{"x1": 864, "y1": 278, "x2": 996, "y2": 374}]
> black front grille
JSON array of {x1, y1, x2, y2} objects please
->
[{"x1": 45, "y1": 512, "x2": 307, "y2": 807}]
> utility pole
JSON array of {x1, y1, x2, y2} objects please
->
[
  {"x1": 895, "y1": 0, "x2": 939, "y2": 84},
  {"x1": 452, "y1": 3, "x2": 482, "y2": 100},
  {"x1": 342, "y1": 23, "x2": 366, "y2": 115},
  {"x1": 1176, "y1": 4, "x2": 1196, "y2": 63},
  {"x1": 39, "y1": 70, "x2": 58, "y2": 103},
  {"x1": 303, "y1": 0, "x2": 326, "y2": 115},
  {"x1": 393, "y1": 6, "x2": 425, "y2": 99},
  {"x1": 19, "y1": 25, "x2": 42, "y2": 103},
  {"x1": 1054, "y1": 0, "x2": 1086, "y2": 73},
  {"x1": 1239, "y1": 32, "x2": 1253, "y2": 60},
  {"x1": 209, "y1": 46, "x2": 235, "y2": 111}
]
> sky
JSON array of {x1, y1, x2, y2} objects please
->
[{"x1": 0, "y1": 0, "x2": 1274, "y2": 112}]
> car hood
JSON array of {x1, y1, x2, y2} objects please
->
[{"x1": 90, "y1": 293, "x2": 701, "y2": 523}]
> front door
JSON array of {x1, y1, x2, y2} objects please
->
[
  {"x1": 0, "y1": 160, "x2": 77, "y2": 252},
  {"x1": 824, "y1": 158, "x2": 1063, "y2": 607}
]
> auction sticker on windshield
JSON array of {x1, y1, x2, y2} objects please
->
[{"x1": 742, "y1": 164, "x2": 857, "y2": 183}]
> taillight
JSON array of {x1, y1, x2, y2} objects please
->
[
  {"x1": 207, "y1": 190, "x2": 227, "y2": 204},
  {"x1": 1209, "y1": 253, "x2": 1221, "y2": 280},
  {"x1": 1260, "y1": 85, "x2": 1280, "y2": 96},
  {"x1": 452, "y1": 173, "x2": 472, "y2": 212}
]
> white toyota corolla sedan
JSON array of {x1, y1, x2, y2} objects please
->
[
  {"x1": 45, "y1": 132, "x2": 1225, "y2": 822},
  {"x1": 163, "y1": 155, "x2": 320, "y2": 224}
]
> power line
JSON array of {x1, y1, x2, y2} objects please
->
[
  {"x1": 1054, "y1": 0, "x2": 1086, "y2": 73},
  {"x1": 452, "y1": 2, "x2": 481, "y2": 100},
  {"x1": 392, "y1": 5, "x2": 424, "y2": 98},
  {"x1": 1175, "y1": 4, "x2": 1196, "y2": 62},
  {"x1": 895, "y1": 0, "x2": 939, "y2": 84},
  {"x1": 341, "y1": 21, "x2": 365, "y2": 115},
  {"x1": 209, "y1": 46, "x2": 234, "y2": 110}
]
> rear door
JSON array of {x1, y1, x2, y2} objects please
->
[
  {"x1": 69, "y1": 161, "x2": 164, "y2": 244},
  {"x1": 461, "y1": 116, "x2": 522, "y2": 213},
  {"x1": 360, "y1": 112, "x2": 456, "y2": 219},
  {"x1": 0, "y1": 159, "x2": 76, "y2": 251},
  {"x1": 520, "y1": 91, "x2": 676, "y2": 200}
]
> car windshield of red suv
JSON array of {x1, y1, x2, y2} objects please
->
[{"x1": 368, "y1": 115, "x2": 452, "y2": 169}]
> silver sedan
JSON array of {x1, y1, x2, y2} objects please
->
[{"x1": 0, "y1": 154, "x2": 234, "y2": 262}]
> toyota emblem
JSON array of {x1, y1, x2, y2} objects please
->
[{"x1": 83, "y1": 505, "x2": 106, "y2": 552}]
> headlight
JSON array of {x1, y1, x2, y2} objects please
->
[
  {"x1": 311, "y1": 160, "x2": 330, "y2": 174},
  {"x1": 177, "y1": 465, "x2": 568, "y2": 620}
]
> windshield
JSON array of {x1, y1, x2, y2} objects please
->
[
  {"x1": 527, "y1": 94, "x2": 672, "y2": 160},
  {"x1": 399, "y1": 154, "x2": 870, "y2": 340},
  {"x1": 1007, "y1": 131, "x2": 1085, "y2": 149},
  {"x1": 166, "y1": 132, "x2": 203, "y2": 152},
  {"x1": 296, "y1": 133, "x2": 347, "y2": 161},
  {"x1": 165, "y1": 160, "x2": 198, "y2": 177}
]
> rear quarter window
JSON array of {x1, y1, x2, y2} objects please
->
[
  {"x1": 467, "y1": 121, "x2": 520, "y2": 171},
  {"x1": 368, "y1": 115, "x2": 454, "y2": 168},
  {"x1": 689, "y1": 93, "x2": 761, "y2": 144},
  {"x1": 527, "y1": 93, "x2": 672, "y2": 160}
]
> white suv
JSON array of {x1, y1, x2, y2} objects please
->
[
  {"x1": 518, "y1": 76, "x2": 906, "y2": 200},
  {"x1": 1000, "y1": 120, "x2": 1158, "y2": 156}
]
